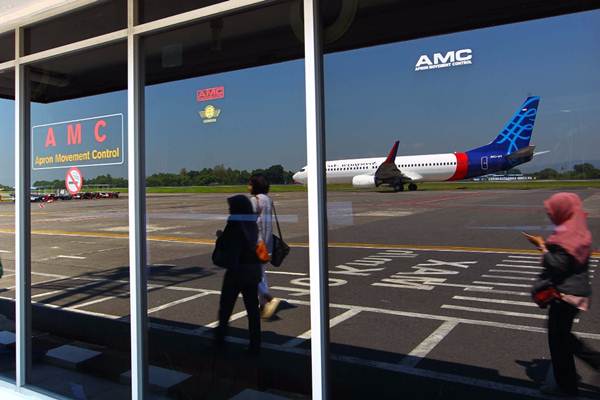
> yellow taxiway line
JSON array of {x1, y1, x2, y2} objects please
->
[{"x1": 0, "y1": 227, "x2": 598, "y2": 257}]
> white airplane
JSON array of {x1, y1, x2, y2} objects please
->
[{"x1": 293, "y1": 96, "x2": 547, "y2": 191}]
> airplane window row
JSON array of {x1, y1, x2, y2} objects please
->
[{"x1": 399, "y1": 162, "x2": 457, "y2": 168}]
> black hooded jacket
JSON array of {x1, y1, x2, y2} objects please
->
[{"x1": 215, "y1": 195, "x2": 262, "y2": 283}]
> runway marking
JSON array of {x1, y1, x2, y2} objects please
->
[
  {"x1": 495, "y1": 264, "x2": 542, "y2": 270},
  {"x1": 488, "y1": 269, "x2": 539, "y2": 275},
  {"x1": 452, "y1": 296, "x2": 537, "y2": 307},
  {"x1": 57, "y1": 255, "x2": 87, "y2": 260},
  {"x1": 266, "y1": 270, "x2": 307, "y2": 276},
  {"x1": 70, "y1": 296, "x2": 119, "y2": 310},
  {"x1": 372, "y1": 282, "x2": 493, "y2": 291},
  {"x1": 507, "y1": 255, "x2": 541, "y2": 260},
  {"x1": 203, "y1": 310, "x2": 248, "y2": 329},
  {"x1": 501, "y1": 259, "x2": 540, "y2": 264},
  {"x1": 282, "y1": 309, "x2": 361, "y2": 348},
  {"x1": 463, "y1": 288, "x2": 530, "y2": 296},
  {"x1": 473, "y1": 281, "x2": 532, "y2": 288},
  {"x1": 2, "y1": 227, "x2": 600, "y2": 256},
  {"x1": 399, "y1": 321, "x2": 458, "y2": 367},
  {"x1": 147, "y1": 292, "x2": 212, "y2": 314},
  {"x1": 480, "y1": 275, "x2": 536, "y2": 281},
  {"x1": 441, "y1": 305, "x2": 546, "y2": 319}
]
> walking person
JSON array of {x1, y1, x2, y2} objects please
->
[
  {"x1": 527, "y1": 192, "x2": 600, "y2": 396},
  {"x1": 248, "y1": 174, "x2": 280, "y2": 319},
  {"x1": 214, "y1": 195, "x2": 262, "y2": 355}
]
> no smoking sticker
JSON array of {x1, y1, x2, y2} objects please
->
[{"x1": 65, "y1": 167, "x2": 83, "y2": 195}]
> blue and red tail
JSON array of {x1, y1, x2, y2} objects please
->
[{"x1": 484, "y1": 96, "x2": 540, "y2": 155}]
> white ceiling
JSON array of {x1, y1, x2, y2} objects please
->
[{"x1": 0, "y1": 0, "x2": 96, "y2": 33}]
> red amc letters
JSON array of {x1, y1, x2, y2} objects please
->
[
  {"x1": 44, "y1": 119, "x2": 108, "y2": 148},
  {"x1": 196, "y1": 86, "x2": 225, "y2": 102}
]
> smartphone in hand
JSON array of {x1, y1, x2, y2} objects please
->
[{"x1": 521, "y1": 231, "x2": 545, "y2": 250}]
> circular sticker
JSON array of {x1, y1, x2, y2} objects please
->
[{"x1": 65, "y1": 167, "x2": 83, "y2": 195}]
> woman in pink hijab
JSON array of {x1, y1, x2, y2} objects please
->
[{"x1": 531, "y1": 192, "x2": 599, "y2": 396}]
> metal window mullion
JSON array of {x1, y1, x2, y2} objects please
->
[
  {"x1": 0, "y1": 60, "x2": 16, "y2": 72},
  {"x1": 14, "y1": 27, "x2": 32, "y2": 388},
  {"x1": 303, "y1": 0, "x2": 329, "y2": 399},
  {"x1": 127, "y1": 0, "x2": 147, "y2": 399}
]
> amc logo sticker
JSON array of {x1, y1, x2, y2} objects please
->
[
  {"x1": 415, "y1": 49, "x2": 472, "y2": 71},
  {"x1": 32, "y1": 113, "x2": 124, "y2": 170},
  {"x1": 196, "y1": 86, "x2": 224, "y2": 102}
]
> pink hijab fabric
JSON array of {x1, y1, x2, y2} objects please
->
[{"x1": 544, "y1": 192, "x2": 592, "y2": 265}]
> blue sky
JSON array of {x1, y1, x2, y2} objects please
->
[{"x1": 1, "y1": 9, "x2": 600, "y2": 185}]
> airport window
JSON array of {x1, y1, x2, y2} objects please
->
[
  {"x1": 0, "y1": 68, "x2": 15, "y2": 381},
  {"x1": 28, "y1": 42, "x2": 129, "y2": 398},
  {"x1": 324, "y1": 7, "x2": 600, "y2": 399},
  {"x1": 24, "y1": 0, "x2": 127, "y2": 55},
  {"x1": 142, "y1": 1, "x2": 308, "y2": 397},
  {"x1": 0, "y1": 31, "x2": 14, "y2": 62}
]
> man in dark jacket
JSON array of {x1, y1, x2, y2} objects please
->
[{"x1": 214, "y1": 195, "x2": 262, "y2": 354}]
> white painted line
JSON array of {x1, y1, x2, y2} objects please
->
[
  {"x1": 32, "y1": 289, "x2": 64, "y2": 299},
  {"x1": 204, "y1": 310, "x2": 249, "y2": 329},
  {"x1": 70, "y1": 296, "x2": 118, "y2": 310},
  {"x1": 502, "y1": 259, "x2": 540, "y2": 264},
  {"x1": 400, "y1": 321, "x2": 458, "y2": 367},
  {"x1": 496, "y1": 264, "x2": 542, "y2": 269},
  {"x1": 480, "y1": 275, "x2": 536, "y2": 281},
  {"x1": 452, "y1": 296, "x2": 537, "y2": 307},
  {"x1": 373, "y1": 282, "x2": 493, "y2": 290},
  {"x1": 507, "y1": 255, "x2": 541, "y2": 260},
  {"x1": 473, "y1": 281, "x2": 532, "y2": 288},
  {"x1": 36, "y1": 301, "x2": 121, "y2": 320},
  {"x1": 463, "y1": 288, "x2": 530, "y2": 297},
  {"x1": 441, "y1": 305, "x2": 546, "y2": 319},
  {"x1": 57, "y1": 255, "x2": 87, "y2": 260},
  {"x1": 0, "y1": 250, "x2": 9, "y2": 253},
  {"x1": 488, "y1": 269, "x2": 538, "y2": 275},
  {"x1": 282, "y1": 309, "x2": 361, "y2": 348},
  {"x1": 265, "y1": 270, "x2": 307, "y2": 276},
  {"x1": 147, "y1": 292, "x2": 211, "y2": 314}
]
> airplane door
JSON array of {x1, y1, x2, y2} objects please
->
[{"x1": 481, "y1": 156, "x2": 488, "y2": 171}]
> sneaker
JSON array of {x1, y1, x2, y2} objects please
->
[
  {"x1": 540, "y1": 384, "x2": 578, "y2": 398},
  {"x1": 261, "y1": 298, "x2": 280, "y2": 319}
]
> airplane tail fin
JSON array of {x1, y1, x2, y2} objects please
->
[
  {"x1": 488, "y1": 96, "x2": 540, "y2": 155},
  {"x1": 384, "y1": 141, "x2": 400, "y2": 163}
]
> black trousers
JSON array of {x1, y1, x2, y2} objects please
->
[
  {"x1": 548, "y1": 300, "x2": 600, "y2": 392},
  {"x1": 216, "y1": 271, "x2": 261, "y2": 351}
]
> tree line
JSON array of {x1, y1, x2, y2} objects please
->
[
  {"x1": 32, "y1": 164, "x2": 296, "y2": 189},
  {"x1": 530, "y1": 163, "x2": 600, "y2": 180}
]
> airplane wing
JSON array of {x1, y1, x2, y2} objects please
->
[
  {"x1": 401, "y1": 170, "x2": 423, "y2": 181},
  {"x1": 533, "y1": 150, "x2": 550, "y2": 157}
]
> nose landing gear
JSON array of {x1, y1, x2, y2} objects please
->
[{"x1": 408, "y1": 183, "x2": 418, "y2": 191}]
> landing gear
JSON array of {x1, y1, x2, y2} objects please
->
[
  {"x1": 408, "y1": 183, "x2": 418, "y2": 191},
  {"x1": 392, "y1": 182, "x2": 404, "y2": 192}
]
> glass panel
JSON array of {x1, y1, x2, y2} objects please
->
[
  {"x1": 28, "y1": 43, "x2": 129, "y2": 398},
  {"x1": 138, "y1": 0, "x2": 225, "y2": 24},
  {"x1": 143, "y1": 2, "x2": 308, "y2": 398},
  {"x1": 24, "y1": 0, "x2": 126, "y2": 55},
  {"x1": 0, "y1": 32, "x2": 15, "y2": 63},
  {"x1": 0, "y1": 68, "x2": 15, "y2": 380},
  {"x1": 322, "y1": 6, "x2": 600, "y2": 398}
]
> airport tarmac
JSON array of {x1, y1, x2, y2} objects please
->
[{"x1": 0, "y1": 188, "x2": 600, "y2": 398}]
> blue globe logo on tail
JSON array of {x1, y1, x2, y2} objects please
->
[{"x1": 492, "y1": 96, "x2": 539, "y2": 155}]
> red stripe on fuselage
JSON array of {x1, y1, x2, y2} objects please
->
[{"x1": 448, "y1": 152, "x2": 468, "y2": 181}]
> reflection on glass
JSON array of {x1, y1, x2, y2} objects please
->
[
  {"x1": 324, "y1": 8, "x2": 600, "y2": 398},
  {"x1": 143, "y1": 2, "x2": 310, "y2": 398},
  {"x1": 28, "y1": 44, "x2": 130, "y2": 399},
  {"x1": 0, "y1": 70, "x2": 15, "y2": 380}
]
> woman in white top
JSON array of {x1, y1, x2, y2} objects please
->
[{"x1": 248, "y1": 174, "x2": 280, "y2": 319}]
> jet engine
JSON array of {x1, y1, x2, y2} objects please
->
[{"x1": 352, "y1": 175, "x2": 376, "y2": 188}]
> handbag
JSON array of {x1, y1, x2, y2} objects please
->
[
  {"x1": 270, "y1": 203, "x2": 290, "y2": 267},
  {"x1": 212, "y1": 233, "x2": 228, "y2": 268},
  {"x1": 532, "y1": 286, "x2": 560, "y2": 308}
]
